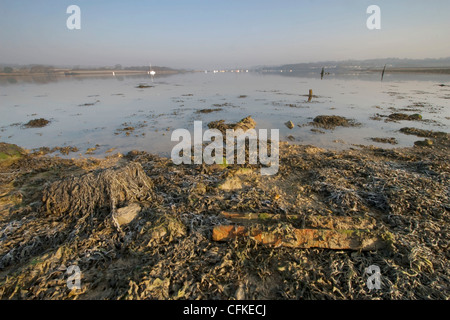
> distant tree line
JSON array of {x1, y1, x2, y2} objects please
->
[{"x1": 1, "y1": 65, "x2": 56, "y2": 74}]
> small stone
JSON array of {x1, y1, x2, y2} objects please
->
[
  {"x1": 285, "y1": 121, "x2": 295, "y2": 129},
  {"x1": 113, "y1": 203, "x2": 141, "y2": 226}
]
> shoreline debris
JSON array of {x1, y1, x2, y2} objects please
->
[
  {"x1": 212, "y1": 225, "x2": 384, "y2": 251},
  {"x1": 214, "y1": 211, "x2": 384, "y2": 250}
]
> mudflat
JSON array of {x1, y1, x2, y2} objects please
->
[{"x1": 0, "y1": 131, "x2": 448, "y2": 299}]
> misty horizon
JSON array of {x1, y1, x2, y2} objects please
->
[{"x1": 3, "y1": 55, "x2": 450, "y2": 71}]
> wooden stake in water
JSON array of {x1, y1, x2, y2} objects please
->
[
  {"x1": 308, "y1": 89, "x2": 313, "y2": 102},
  {"x1": 381, "y1": 64, "x2": 386, "y2": 82}
]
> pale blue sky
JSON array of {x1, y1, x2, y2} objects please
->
[{"x1": 1, "y1": 0, "x2": 449, "y2": 69}]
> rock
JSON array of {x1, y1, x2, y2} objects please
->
[
  {"x1": 208, "y1": 116, "x2": 256, "y2": 134},
  {"x1": 312, "y1": 115, "x2": 352, "y2": 129},
  {"x1": 388, "y1": 113, "x2": 422, "y2": 121},
  {"x1": 370, "y1": 137, "x2": 398, "y2": 145},
  {"x1": 414, "y1": 139, "x2": 433, "y2": 147},
  {"x1": 400, "y1": 127, "x2": 448, "y2": 139},
  {"x1": 285, "y1": 121, "x2": 295, "y2": 129},
  {"x1": 196, "y1": 108, "x2": 222, "y2": 114},
  {"x1": 112, "y1": 203, "x2": 141, "y2": 226},
  {"x1": 24, "y1": 118, "x2": 50, "y2": 128},
  {"x1": 85, "y1": 147, "x2": 97, "y2": 155},
  {"x1": 0, "y1": 142, "x2": 26, "y2": 161}
]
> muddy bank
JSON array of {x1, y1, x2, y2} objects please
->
[{"x1": 0, "y1": 134, "x2": 449, "y2": 300}]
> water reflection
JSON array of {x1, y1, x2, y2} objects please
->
[{"x1": 0, "y1": 72, "x2": 175, "y2": 86}]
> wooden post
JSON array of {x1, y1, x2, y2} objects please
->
[{"x1": 308, "y1": 89, "x2": 313, "y2": 102}]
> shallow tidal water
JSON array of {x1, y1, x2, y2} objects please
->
[{"x1": 0, "y1": 72, "x2": 449, "y2": 158}]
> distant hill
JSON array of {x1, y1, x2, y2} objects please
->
[{"x1": 256, "y1": 57, "x2": 450, "y2": 73}]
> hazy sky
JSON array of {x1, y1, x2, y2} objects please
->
[{"x1": 1, "y1": 0, "x2": 450, "y2": 69}]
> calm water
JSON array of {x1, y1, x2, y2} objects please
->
[{"x1": 0, "y1": 72, "x2": 449, "y2": 158}]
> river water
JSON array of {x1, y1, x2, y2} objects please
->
[{"x1": 0, "y1": 71, "x2": 449, "y2": 157}]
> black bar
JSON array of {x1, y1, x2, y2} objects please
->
[{"x1": 0, "y1": 300, "x2": 446, "y2": 319}]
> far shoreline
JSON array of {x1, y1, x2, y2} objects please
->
[
  {"x1": 369, "y1": 67, "x2": 450, "y2": 75},
  {"x1": 0, "y1": 69, "x2": 184, "y2": 77}
]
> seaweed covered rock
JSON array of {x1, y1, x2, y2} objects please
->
[
  {"x1": 24, "y1": 118, "x2": 50, "y2": 128},
  {"x1": 0, "y1": 142, "x2": 27, "y2": 161},
  {"x1": 312, "y1": 115, "x2": 354, "y2": 129},
  {"x1": 388, "y1": 113, "x2": 422, "y2": 121},
  {"x1": 42, "y1": 162, "x2": 153, "y2": 218},
  {"x1": 208, "y1": 116, "x2": 256, "y2": 134},
  {"x1": 400, "y1": 127, "x2": 448, "y2": 139}
]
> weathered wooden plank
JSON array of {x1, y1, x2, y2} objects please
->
[
  {"x1": 212, "y1": 225, "x2": 385, "y2": 251},
  {"x1": 220, "y1": 211, "x2": 376, "y2": 230}
]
